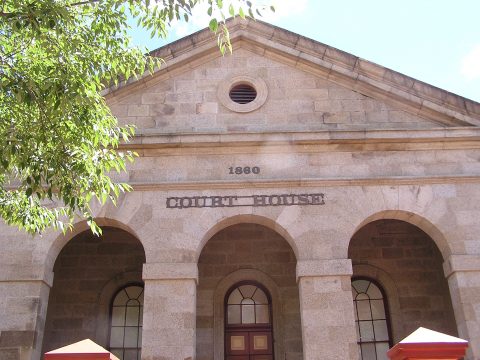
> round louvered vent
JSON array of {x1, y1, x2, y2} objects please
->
[
  {"x1": 229, "y1": 84, "x2": 257, "y2": 104},
  {"x1": 218, "y1": 76, "x2": 267, "y2": 112}
]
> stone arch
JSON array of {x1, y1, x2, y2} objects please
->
[
  {"x1": 351, "y1": 210, "x2": 451, "y2": 260},
  {"x1": 196, "y1": 221, "x2": 302, "y2": 360},
  {"x1": 348, "y1": 217, "x2": 458, "y2": 343},
  {"x1": 196, "y1": 213, "x2": 298, "y2": 261},
  {"x1": 45, "y1": 217, "x2": 143, "y2": 274},
  {"x1": 212, "y1": 269, "x2": 284, "y2": 360},
  {"x1": 42, "y1": 223, "x2": 146, "y2": 353}
]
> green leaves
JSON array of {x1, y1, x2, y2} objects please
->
[
  {"x1": 0, "y1": 0, "x2": 141, "y2": 234},
  {"x1": 209, "y1": 18, "x2": 218, "y2": 32},
  {"x1": 0, "y1": 0, "x2": 272, "y2": 235}
]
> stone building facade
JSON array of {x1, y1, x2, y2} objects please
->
[{"x1": 1, "y1": 19, "x2": 480, "y2": 360}]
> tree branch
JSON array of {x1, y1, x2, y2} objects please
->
[{"x1": 68, "y1": 0, "x2": 101, "y2": 6}]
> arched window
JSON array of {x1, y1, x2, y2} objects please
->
[
  {"x1": 352, "y1": 278, "x2": 392, "y2": 360},
  {"x1": 225, "y1": 282, "x2": 274, "y2": 359},
  {"x1": 109, "y1": 284, "x2": 144, "y2": 360},
  {"x1": 226, "y1": 282, "x2": 271, "y2": 325}
]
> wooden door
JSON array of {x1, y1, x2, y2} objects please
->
[{"x1": 225, "y1": 330, "x2": 273, "y2": 360}]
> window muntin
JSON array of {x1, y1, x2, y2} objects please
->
[
  {"x1": 110, "y1": 285, "x2": 144, "y2": 360},
  {"x1": 352, "y1": 278, "x2": 392, "y2": 360},
  {"x1": 226, "y1": 283, "x2": 271, "y2": 325}
]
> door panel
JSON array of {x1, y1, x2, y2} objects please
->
[
  {"x1": 249, "y1": 332, "x2": 272, "y2": 355},
  {"x1": 226, "y1": 331, "x2": 249, "y2": 356}
]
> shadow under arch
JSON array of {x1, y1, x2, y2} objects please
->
[
  {"x1": 196, "y1": 214, "x2": 298, "y2": 261},
  {"x1": 352, "y1": 210, "x2": 451, "y2": 260},
  {"x1": 45, "y1": 217, "x2": 144, "y2": 274}
]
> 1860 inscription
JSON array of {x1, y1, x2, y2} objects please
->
[
  {"x1": 229, "y1": 166, "x2": 260, "y2": 175},
  {"x1": 166, "y1": 193, "x2": 325, "y2": 209}
]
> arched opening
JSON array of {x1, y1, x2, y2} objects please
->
[
  {"x1": 42, "y1": 227, "x2": 146, "y2": 358},
  {"x1": 196, "y1": 214, "x2": 299, "y2": 262},
  {"x1": 196, "y1": 223, "x2": 302, "y2": 360},
  {"x1": 352, "y1": 210, "x2": 451, "y2": 260},
  {"x1": 348, "y1": 219, "x2": 457, "y2": 359}
]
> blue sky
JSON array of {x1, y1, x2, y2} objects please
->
[{"x1": 128, "y1": 0, "x2": 480, "y2": 102}]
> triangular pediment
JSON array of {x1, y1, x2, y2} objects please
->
[{"x1": 106, "y1": 18, "x2": 480, "y2": 134}]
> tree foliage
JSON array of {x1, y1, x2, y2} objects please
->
[{"x1": 0, "y1": 0, "x2": 272, "y2": 234}]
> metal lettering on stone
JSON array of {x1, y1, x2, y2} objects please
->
[{"x1": 166, "y1": 193, "x2": 326, "y2": 209}]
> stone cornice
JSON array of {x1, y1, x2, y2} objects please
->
[
  {"x1": 129, "y1": 175, "x2": 480, "y2": 191},
  {"x1": 105, "y1": 18, "x2": 480, "y2": 128},
  {"x1": 119, "y1": 127, "x2": 480, "y2": 153}
]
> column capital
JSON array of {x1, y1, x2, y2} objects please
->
[
  {"x1": 296, "y1": 259, "x2": 352, "y2": 281},
  {"x1": 0, "y1": 265, "x2": 54, "y2": 287},
  {"x1": 444, "y1": 254, "x2": 480, "y2": 278},
  {"x1": 143, "y1": 262, "x2": 198, "y2": 283}
]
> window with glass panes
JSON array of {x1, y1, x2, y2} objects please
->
[
  {"x1": 109, "y1": 285, "x2": 143, "y2": 360},
  {"x1": 352, "y1": 278, "x2": 392, "y2": 360},
  {"x1": 226, "y1": 283, "x2": 271, "y2": 325}
]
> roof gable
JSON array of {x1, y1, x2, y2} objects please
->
[
  {"x1": 106, "y1": 18, "x2": 480, "y2": 130},
  {"x1": 110, "y1": 47, "x2": 446, "y2": 134}
]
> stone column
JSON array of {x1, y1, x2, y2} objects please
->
[
  {"x1": 142, "y1": 263, "x2": 198, "y2": 360},
  {"x1": 296, "y1": 259, "x2": 358, "y2": 360},
  {"x1": 0, "y1": 265, "x2": 53, "y2": 360},
  {"x1": 444, "y1": 255, "x2": 480, "y2": 360}
]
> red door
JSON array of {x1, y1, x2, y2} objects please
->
[{"x1": 225, "y1": 282, "x2": 274, "y2": 360}]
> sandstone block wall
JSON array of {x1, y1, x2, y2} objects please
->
[
  {"x1": 118, "y1": 145, "x2": 480, "y2": 186},
  {"x1": 109, "y1": 48, "x2": 441, "y2": 134}
]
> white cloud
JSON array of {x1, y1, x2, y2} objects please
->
[
  {"x1": 173, "y1": 21, "x2": 196, "y2": 37},
  {"x1": 461, "y1": 44, "x2": 480, "y2": 80}
]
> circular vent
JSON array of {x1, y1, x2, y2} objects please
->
[
  {"x1": 229, "y1": 84, "x2": 257, "y2": 104},
  {"x1": 218, "y1": 76, "x2": 267, "y2": 112}
]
